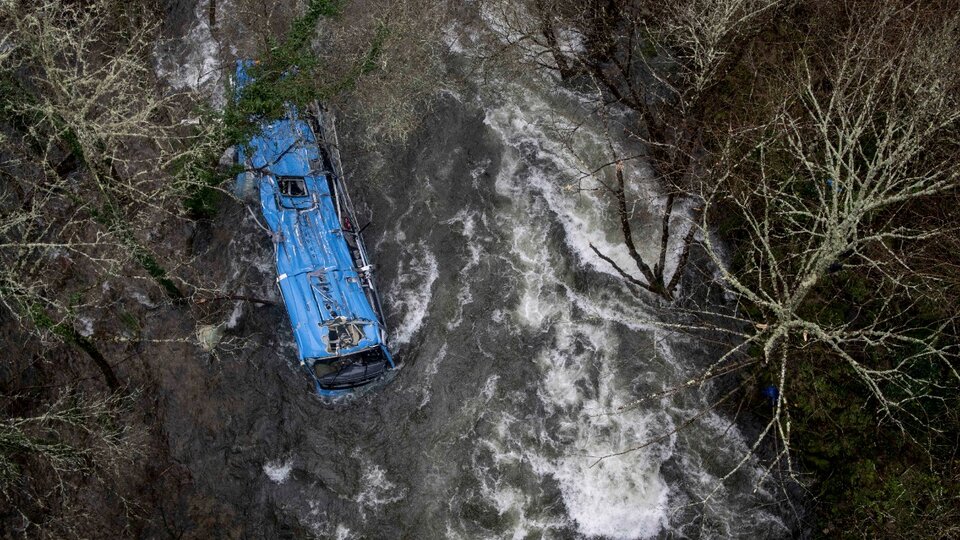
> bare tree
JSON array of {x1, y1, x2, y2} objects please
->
[
  {"x1": 697, "y1": 5, "x2": 960, "y2": 466},
  {"x1": 0, "y1": 388, "x2": 142, "y2": 496},
  {"x1": 0, "y1": 0, "x2": 220, "y2": 353},
  {"x1": 335, "y1": 0, "x2": 456, "y2": 144},
  {"x1": 483, "y1": 0, "x2": 788, "y2": 299},
  {"x1": 601, "y1": 3, "x2": 960, "y2": 499}
]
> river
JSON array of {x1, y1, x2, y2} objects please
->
[{"x1": 154, "y1": 1, "x2": 795, "y2": 538}]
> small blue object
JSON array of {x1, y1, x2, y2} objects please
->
[
  {"x1": 761, "y1": 385, "x2": 779, "y2": 406},
  {"x1": 233, "y1": 61, "x2": 394, "y2": 398},
  {"x1": 825, "y1": 178, "x2": 843, "y2": 192}
]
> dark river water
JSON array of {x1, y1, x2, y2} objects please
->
[{"x1": 155, "y1": 2, "x2": 795, "y2": 538}]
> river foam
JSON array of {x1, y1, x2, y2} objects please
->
[
  {"x1": 387, "y1": 242, "x2": 439, "y2": 347},
  {"x1": 263, "y1": 458, "x2": 293, "y2": 484}
]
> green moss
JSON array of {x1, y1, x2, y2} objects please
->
[
  {"x1": 754, "y1": 346, "x2": 960, "y2": 538},
  {"x1": 28, "y1": 303, "x2": 74, "y2": 342},
  {"x1": 131, "y1": 246, "x2": 182, "y2": 301},
  {"x1": 846, "y1": 274, "x2": 870, "y2": 303},
  {"x1": 179, "y1": 154, "x2": 235, "y2": 220},
  {"x1": 119, "y1": 312, "x2": 141, "y2": 337}
]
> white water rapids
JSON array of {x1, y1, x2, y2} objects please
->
[{"x1": 444, "y1": 53, "x2": 787, "y2": 538}]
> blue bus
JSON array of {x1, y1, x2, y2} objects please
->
[{"x1": 234, "y1": 62, "x2": 394, "y2": 398}]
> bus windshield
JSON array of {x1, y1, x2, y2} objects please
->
[{"x1": 311, "y1": 347, "x2": 388, "y2": 389}]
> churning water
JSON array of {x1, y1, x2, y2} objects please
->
[{"x1": 156, "y1": 2, "x2": 794, "y2": 538}]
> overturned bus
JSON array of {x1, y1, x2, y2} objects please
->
[{"x1": 233, "y1": 61, "x2": 395, "y2": 398}]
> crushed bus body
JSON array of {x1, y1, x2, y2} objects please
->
[{"x1": 234, "y1": 61, "x2": 394, "y2": 398}]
